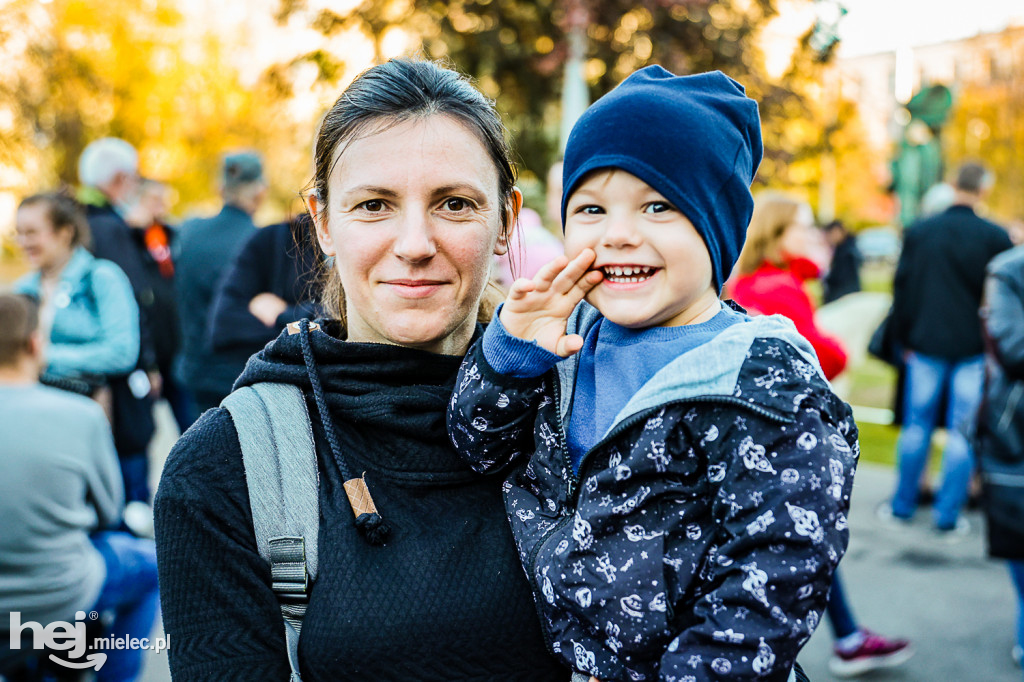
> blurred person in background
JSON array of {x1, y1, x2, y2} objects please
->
[
  {"x1": 174, "y1": 151, "x2": 266, "y2": 414},
  {"x1": 1007, "y1": 218, "x2": 1024, "y2": 247},
  {"x1": 822, "y1": 219, "x2": 862, "y2": 304},
  {"x1": 493, "y1": 161, "x2": 564, "y2": 290},
  {"x1": 13, "y1": 192, "x2": 138, "y2": 397},
  {"x1": 77, "y1": 138, "x2": 158, "y2": 511},
  {"x1": 728, "y1": 191, "x2": 913, "y2": 677},
  {"x1": 205, "y1": 213, "x2": 322, "y2": 382},
  {"x1": 977, "y1": 243, "x2": 1024, "y2": 671},
  {"x1": 882, "y1": 162, "x2": 1013, "y2": 535},
  {"x1": 0, "y1": 293, "x2": 159, "y2": 682},
  {"x1": 130, "y1": 178, "x2": 192, "y2": 433}
]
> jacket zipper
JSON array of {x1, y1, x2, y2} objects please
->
[
  {"x1": 524, "y1": 372, "x2": 575, "y2": 657},
  {"x1": 524, "y1": 392, "x2": 792, "y2": 654}
]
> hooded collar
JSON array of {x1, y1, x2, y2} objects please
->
[
  {"x1": 234, "y1": 319, "x2": 479, "y2": 477},
  {"x1": 560, "y1": 302, "x2": 824, "y2": 434}
]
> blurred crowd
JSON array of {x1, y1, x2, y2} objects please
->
[{"x1": 1, "y1": 133, "x2": 1023, "y2": 682}]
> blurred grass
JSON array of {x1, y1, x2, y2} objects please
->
[{"x1": 848, "y1": 356, "x2": 900, "y2": 468}]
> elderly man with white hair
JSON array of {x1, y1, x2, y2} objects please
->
[{"x1": 77, "y1": 138, "x2": 158, "y2": 522}]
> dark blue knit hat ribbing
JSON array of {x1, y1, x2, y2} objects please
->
[{"x1": 561, "y1": 66, "x2": 763, "y2": 291}]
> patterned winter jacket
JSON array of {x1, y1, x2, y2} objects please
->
[{"x1": 448, "y1": 304, "x2": 859, "y2": 682}]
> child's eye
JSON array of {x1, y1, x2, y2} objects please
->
[
  {"x1": 644, "y1": 201, "x2": 675, "y2": 214},
  {"x1": 578, "y1": 205, "x2": 605, "y2": 215}
]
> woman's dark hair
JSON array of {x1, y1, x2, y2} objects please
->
[
  {"x1": 309, "y1": 58, "x2": 516, "y2": 324},
  {"x1": 18, "y1": 191, "x2": 92, "y2": 250}
]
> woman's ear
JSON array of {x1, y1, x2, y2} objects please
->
[
  {"x1": 307, "y1": 193, "x2": 336, "y2": 257},
  {"x1": 495, "y1": 187, "x2": 524, "y2": 257}
]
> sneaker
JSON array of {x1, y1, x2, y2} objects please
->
[
  {"x1": 934, "y1": 516, "x2": 970, "y2": 543},
  {"x1": 828, "y1": 629, "x2": 914, "y2": 677},
  {"x1": 875, "y1": 502, "x2": 913, "y2": 529}
]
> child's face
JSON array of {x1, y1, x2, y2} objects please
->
[{"x1": 564, "y1": 169, "x2": 718, "y2": 329}]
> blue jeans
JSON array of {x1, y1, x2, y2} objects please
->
[
  {"x1": 90, "y1": 531, "x2": 160, "y2": 682},
  {"x1": 825, "y1": 571, "x2": 859, "y2": 640},
  {"x1": 1011, "y1": 561, "x2": 1024, "y2": 659},
  {"x1": 891, "y1": 352, "x2": 984, "y2": 528},
  {"x1": 118, "y1": 454, "x2": 150, "y2": 505}
]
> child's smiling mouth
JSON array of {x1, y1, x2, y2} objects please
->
[{"x1": 598, "y1": 264, "x2": 659, "y2": 285}]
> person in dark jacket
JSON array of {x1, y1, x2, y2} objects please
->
[
  {"x1": 822, "y1": 219, "x2": 862, "y2": 304},
  {"x1": 153, "y1": 59, "x2": 565, "y2": 681},
  {"x1": 883, "y1": 162, "x2": 1013, "y2": 534},
  {"x1": 205, "y1": 214, "x2": 322, "y2": 386},
  {"x1": 977, "y1": 244, "x2": 1024, "y2": 668},
  {"x1": 77, "y1": 138, "x2": 158, "y2": 504},
  {"x1": 173, "y1": 151, "x2": 266, "y2": 414},
  {"x1": 449, "y1": 67, "x2": 854, "y2": 682},
  {"x1": 132, "y1": 178, "x2": 193, "y2": 432}
]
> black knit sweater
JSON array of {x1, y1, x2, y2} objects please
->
[{"x1": 154, "y1": 321, "x2": 566, "y2": 681}]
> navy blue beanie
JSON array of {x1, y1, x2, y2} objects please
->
[{"x1": 561, "y1": 66, "x2": 763, "y2": 291}]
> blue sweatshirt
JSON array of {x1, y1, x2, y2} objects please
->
[{"x1": 483, "y1": 303, "x2": 746, "y2": 470}]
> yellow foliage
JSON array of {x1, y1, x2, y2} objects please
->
[{"x1": 0, "y1": 0, "x2": 311, "y2": 226}]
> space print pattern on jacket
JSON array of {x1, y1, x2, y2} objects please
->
[{"x1": 448, "y1": 308, "x2": 859, "y2": 682}]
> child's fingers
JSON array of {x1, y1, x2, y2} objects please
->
[
  {"x1": 560, "y1": 268, "x2": 603, "y2": 307},
  {"x1": 550, "y1": 249, "x2": 598, "y2": 294},
  {"x1": 554, "y1": 333, "x2": 584, "y2": 358},
  {"x1": 506, "y1": 278, "x2": 536, "y2": 300},
  {"x1": 530, "y1": 255, "x2": 570, "y2": 292}
]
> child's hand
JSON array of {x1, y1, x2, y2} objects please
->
[{"x1": 500, "y1": 248, "x2": 603, "y2": 357}]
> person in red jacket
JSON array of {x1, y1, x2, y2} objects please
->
[
  {"x1": 728, "y1": 192, "x2": 846, "y2": 379},
  {"x1": 728, "y1": 191, "x2": 913, "y2": 677}
]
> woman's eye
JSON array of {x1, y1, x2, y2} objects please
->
[
  {"x1": 644, "y1": 201, "x2": 674, "y2": 214},
  {"x1": 443, "y1": 198, "x2": 470, "y2": 212},
  {"x1": 359, "y1": 200, "x2": 385, "y2": 212}
]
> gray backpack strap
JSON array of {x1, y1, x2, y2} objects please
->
[{"x1": 222, "y1": 382, "x2": 319, "y2": 682}]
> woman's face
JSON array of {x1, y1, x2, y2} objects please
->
[
  {"x1": 15, "y1": 203, "x2": 74, "y2": 272},
  {"x1": 311, "y1": 114, "x2": 512, "y2": 355}
]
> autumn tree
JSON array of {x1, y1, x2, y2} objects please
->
[
  {"x1": 764, "y1": 27, "x2": 885, "y2": 227},
  {"x1": 943, "y1": 31, "x2": 1024, "y2": 222},
  {"x1": 274, "y1": 1, "x2": 792, "y2": 179},
  {"x1": 0, "y1": 0, "x2": 309, "y2": 220}
]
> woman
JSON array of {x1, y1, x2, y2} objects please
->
[
  {"x1": 14, "y1": 192, "x2": 140, "y2": 393},
  {"x1": 728, "y1": 192, "x2": 846, "y2": 378},
  {"x1": 154, "y1": 59, "x2": 566, "y2": 680},
  {"x1": 977, "y1": 244, "x2": 1024, "y2": 671},
  {"x1": 728, "y1": 192, "x2": 913, "y2": 677}
]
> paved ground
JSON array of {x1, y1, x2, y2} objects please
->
[{"x1": 797, "y1": 463, "x2": 1019, "y2": 681}]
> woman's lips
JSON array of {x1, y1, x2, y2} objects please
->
[{"x1": 382, "y1": 279, "x2": 447, "y2": 299}]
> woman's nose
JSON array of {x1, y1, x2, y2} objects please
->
[{"x1": 393, "y1": 213, "x2": 437, "y2": 262}]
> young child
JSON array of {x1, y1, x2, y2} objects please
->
[{"x1": 448, "y1": 66, "x2": 858, "y2": 682}]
